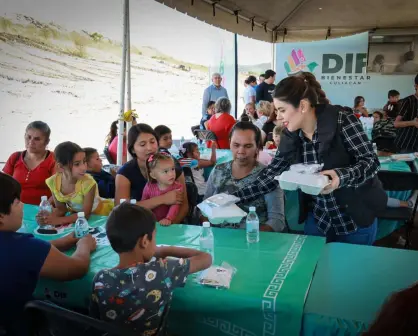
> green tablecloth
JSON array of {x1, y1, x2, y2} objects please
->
[
  {"x1": 302, "y1": 243, "x2": 418, "y2": 335},
  {"x1": 24, "y1": 205, "x2": 326, "y2": 336}
]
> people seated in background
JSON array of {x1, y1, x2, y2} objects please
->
[
  {"x1": 371, "y1": 111, "x2": 397, "y2": 152},
  {"x1": 107, "y1": 117, "x2": 137, "y2": 164},
  {"x1": 383, "y1": 89, "x2": 400, "y2": 119},
  {"x1": 364, "y1": 282, "x2": 418, "y2": 336},
  {"x1": 154, "y1": 125, "x2": 173, "y2": 150},
  {"x1": 141, "y1": 153, "x2": 184, "y2": 226},
  {"x1": 3, "y1": 121, "x2": 56, "y2": 205},
  {"x1": 84, "y1": 147, "x2": 115, "y2": 199},
  {"x1": 90, "y1": 203, "x2": 211, "y2": 335},
  {"x1": 39, "y1": 142, "x2": 114, "y2": 226},
  {"x1": 206, "y1": 97, "x2": 236, "y2": 149},
  {"x1": 0, "y1": 172, "x2": 96, "y2": 335},
  {"x1": 179, "y1": 142, "x2": 216, "y2": 203},
  {"x1": 200, "y1": 100, "x2": 215, "y2": 130},
  {"x1": 205, "y1": 122, "x2": 286, "y2": 232},
  {"x1": 257, "y1": 100, "x2": 273, "y2": 125},
  {"x1": 265, "y1": 125, "x2": 284, "y2": 150},
  {"x1": 353, "y1": 96, "x2": 369, "y2": 117},
  {"x1": 262, "y1": 106, "x2": 279, "y2": 144},
  {"x1": 115, "y1": 124, "x2": 189, "y2": 223}
]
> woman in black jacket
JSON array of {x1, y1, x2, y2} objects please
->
[{"x1": 232, "y1": 74, "x2": 387, "y2": 245}]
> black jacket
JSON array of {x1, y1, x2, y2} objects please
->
[{"x1": 280, "y1": 104, "x2": 388, "y2": 227}]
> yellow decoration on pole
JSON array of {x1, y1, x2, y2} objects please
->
[{"x1": 122, "y1": 109, "x2": 137, "y2": 122}]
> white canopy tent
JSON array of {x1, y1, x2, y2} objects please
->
[{"x1": 116, "y1": 0, "x2": 418, "y2": 164}]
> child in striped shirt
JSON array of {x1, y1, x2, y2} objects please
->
[{"x1": 141, "y1": 152, "x2": 183, "y2": 226}]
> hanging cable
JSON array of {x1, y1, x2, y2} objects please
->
[
  {"x1": 283, "y1": 28, "x2": 287, "y2": 42},
  {"x1": 262, "y1": 22, "x2": 267, "y2": 33},
  {"x1": 326, "y1": 27, "x2": 331, "y2": 40},
  {"x1": 212, "y1": 1, "x2": 220, "y2": 16},
  {"x1": 233, "y1": 10, "x2": 240, "y2": 24},
  {"x1": 250, "y1": 17, "x2": 255, "y2": 31},
  {"x1": 191, "y1": 0, "x2": 194, "y2": 5}
]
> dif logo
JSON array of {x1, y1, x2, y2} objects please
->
[{"x1": 322, "y1": 53, "x2": 368, "y2": 74}]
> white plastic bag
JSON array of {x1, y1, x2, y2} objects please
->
[{"x1": 197, "y1": 262, "x2": 237, "y2": 289}]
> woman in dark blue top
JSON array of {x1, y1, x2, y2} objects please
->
[{"x1": 115, "y1": 124, "x2": 188, "y2": 223}]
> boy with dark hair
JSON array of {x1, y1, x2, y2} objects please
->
[
  {"x1": 383, "y1": 89, "x2": 401, "y2": 119},
  {"x1": 90, "y1": 203, "x2": 211, "y2": 334},
  {"x1": 0, "y1": 172, "x2": 96, "y2": 334},
  {"x1": 84, "y1": 147, "x2": 116, "y2": 199},
  {"x1": 154, "y1": 125, "x2": 173, "y2": 150}
]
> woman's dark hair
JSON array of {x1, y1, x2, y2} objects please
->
[
  {"x1": 179, "y1": 142, "x2": 198, "y2": 158},
  {"x1": 127, "y1": 123, "x2": 159, "y2": 159},
  {"x1": 354, "y1": 96, "x2": 365, "y2": 108},
  {"x1": 106, "y1": 117, "x2": 137, "y2": 145},
  {"x1": 0, "y1": 173, "x2": 21, "y2": 215},
  {"x1": 274, "y1": 74, "x2": 329, "y2": 108},
  {"x1": 267, "y1": 110, "x2": 277, "y2": 124},
  {"x1": 245, "y1": 75, "x2": 257, "y2": 85},
  {"x1": 229, "y1": 121, "x2": 262, "y2": 148},
  {"x1": 106, "y1": 203, "x2": 156, "y2": 253},
  {"x1": 240, "y1": 114, "x2": 251, "y2": 122},
  {"x1": 54, "y1": 141, "x2": 83, "y2": 167},
  {"x1": 83, "y1": 147, "x2": 98, "y2": 162},
  {"x1": 207, "y1": 100, "x2": 215, "y2": 109},
  {"x1": 26, "y1": 121, "x2": 51, "y2": 141},
  {"x1": 363, "y1": 283, "x2": 418, "y2": 336},
  {"x1": 154, "y1": 125, "x2": 171, "y2": 138}
]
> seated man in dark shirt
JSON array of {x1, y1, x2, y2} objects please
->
[
  {"x1": 372, "y1": 111, "x2": 397, "y2": 152},
  {"x1": 256, "y1": 69, "x2": 276, "y2": 103},
  {"x1": 383, "y1": 89, "x2": 400, "y2": 119}
]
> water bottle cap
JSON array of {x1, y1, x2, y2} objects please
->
[
  {"x1": 130, "y1": 199, "x2": 136, "y2": 204},
  {"x1": 41, "y1": 196, "x2": 47, "y2": 201},
  {"x1": 203, "y1": 222, "x2": 211, "y2": 228},
  {"x1": 77, "y1": 212, "x2": 85, "y2": 217},
  {"x1": 249, "y1": 207, "x2": 256, "y2": 212},
  {"x1": 120, "y1": 199, "x2": 126, "y2": 204}
]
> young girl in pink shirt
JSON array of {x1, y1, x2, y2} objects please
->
[{"x1": 141, "y1": 152, "x2": 184, "y2": 226}]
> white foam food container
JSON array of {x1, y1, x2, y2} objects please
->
[
  {"x1": 275, "y1": 171, "x2": 329, "y2": 196},
  {"x1": 204, "y1": 193, "x2": 240, "y2": 207},
  {"x1": 289, "y1": 163, "x2": 323, "y2": 174},
  {"x1": 390, "y1": 153, "x2": 415, "y2": 162},
  {"x1": 197, "y1": 203, "x2": 247, "y2": 225}
]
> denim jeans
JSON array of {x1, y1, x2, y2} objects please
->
[{"x1": 304, "y1": 213, "x2": 377, "y2": 245}]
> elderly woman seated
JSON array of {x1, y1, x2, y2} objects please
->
[
  {"x1": 206, "y1": 97, "x2": 236, "y2": 149},
  {"x1": 204, "y1": 121, "x2": 286, "y2": 232}
]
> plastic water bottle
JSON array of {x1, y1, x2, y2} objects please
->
[
  {"x1": 130, "y1": 199, "x2": 136, "y2": 204},
  {"x1": 120, "y1": 198, "x2": 127, "y2": 204},
  {"x1": 246, "y1": 207, "x2": 260, "y2": 243},
  {"x1": 74, "y1": 212, "x2": 89, "y2": 238},
  {"x1": 37, "y1": 196, "x2": 53, "y2": 228},
  {"x1": 199, "y1": 222, "x2": 214, "y2": 260}
]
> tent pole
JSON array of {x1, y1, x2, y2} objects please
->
[
  {"x1": 117, "y1": 0, "x2": 128, "y2": 166},
  {"x1": 126, "y1": 0, "x2": 133, "y2": 161},
  {"x1": 234, "y1": 33, "x2": 238, "y2": 119}
]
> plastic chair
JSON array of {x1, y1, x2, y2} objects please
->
[
  {"x1": 193, "y1": 129, "x2": 219, "y2": 148},
  {"x1": 103, "y1": 147, "x2": 115, "y2": 165},
  {"x1": 24, "y1": 300, "x2": 137, "y2": 336},
  {"x1": 377, "y1": 171, "x2": 418, "y2": 248},
  {"x1": 182, "y1": 166, "x2": 200, "y2": 225}
]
